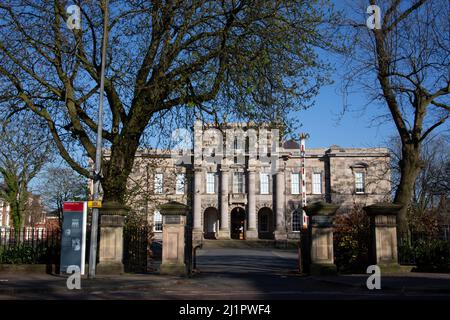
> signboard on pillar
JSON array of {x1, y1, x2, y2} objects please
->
[{"x1": 60, "y1": 202, "x2": 87, "y2": 275}]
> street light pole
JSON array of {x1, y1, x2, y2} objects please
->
[{"x1": 88, "y1": 0, "x2": 109, "y2": 279}]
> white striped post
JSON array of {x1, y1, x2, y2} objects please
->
[{"x1": 300, "y1": 133, "x2": 308, "y2": 229}]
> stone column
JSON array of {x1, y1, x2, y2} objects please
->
[
  {"x1": 304, "y1": 201, "x2": 339, "y2": 275},
  {"x1": 364, "y1": 203, "x2": 402, "y2": 271},
  {"x1": 218, "y1": 167, "x2": 230, "y2": 239},
  {"x1": 159, "y1": 201, "x2": 190, "y2": 276},
  {"x1": 192, "y1": 167, "x2": 203, "y2": 242},
  {"x1": 274, "y1": 169, "x2": 287, "y2": 240},
  {"x1": 246, "y1": 168, "x2": 257, "y2": 239},
  {"x1": 97, "y1": 201, "x2": 129, "y2": 275}
]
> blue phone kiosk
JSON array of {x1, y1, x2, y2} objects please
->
[{"x1": 60, "y1": 202, "x2": 87, "y2": 275}]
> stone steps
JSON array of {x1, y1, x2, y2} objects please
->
[{"x1": 199, "y1": 239, "x2": 299, "y2": 249}]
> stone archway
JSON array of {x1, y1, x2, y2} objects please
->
[
  {"x1": 230, "y1": 207, "x2": 246, "y2": 240},
  {"x1": 258, "y1": 207, "x2": 274, "y2": 239},
  {"x1": 203, "y1": 207, "x2": 219, "y2": 239}
]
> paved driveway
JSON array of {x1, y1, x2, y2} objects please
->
[
  {"x1": 196, "y1": 247, "x2": 299, "y2": 275},
  {"x1": 1, "y1": 247, "x2": 450, "y2": 299}
]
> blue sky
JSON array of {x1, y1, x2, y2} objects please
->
[
  {"x1": 294, "y1": 0, "x2": 397, "y2": 149},
  {"x1": 294, "y1": 72, "x2": 397, "y2": 149}
]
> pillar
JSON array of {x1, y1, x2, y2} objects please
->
[
  {"x1": 246, "y1": 168, "x2": 257, "y2": 239},
  {"x1": 274, "y1": 169, "x2": 287, "y2": 240},
  {"x1": 218, "y1": 167, "x2": 230, "y2": 239},
  {"x1": 304, "y1": 201, "x2": 339, "y2": 275},
  {"x1": 192, "y1": 167, "x2": 203, "y2": 242},
  {"x1": 364, "y1": 203, "x2": 402, "y2": 271},
  {"x1": 159, "y1": 201, "x2": 190, "y2": 276},
  {"x1": 97, "y1": 201, "x2": 128, "y2": 275}
]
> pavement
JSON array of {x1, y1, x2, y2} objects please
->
[{"x1": 1, "y1": 247, "x2": 450, "y2": 299}]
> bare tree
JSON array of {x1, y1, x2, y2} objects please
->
[
  {"x1": 0, "y1": 1, "x2": 336, "y2": 206},
  {"x1": 0, "y1": 116, "x2": 52, "y2": 230},
  {"x1": 389, "y1": 134, "x2": 450, "y2": 212},
  {"x1": 38, "y1": 165, "x2": 88, "y2": 228},
  {"x1": 341, "y1": 0, "x2": 449, "y2": 237},
  {"x1": 24, "y1": 194, "x2": 46, "y2": 228}
]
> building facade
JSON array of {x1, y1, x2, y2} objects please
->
[
  {"x1": 0, "y1": 185, "x2": 11, "y2": 229},
  {"x1": 0, "y1": 199, "x2": 10, "y2": 228},
  {"x1": 126, "y1": 122, "x2": 391, "y2": 241},
  {"x1": 0, "y1": 185, "x2": 47, "y2": 232}
]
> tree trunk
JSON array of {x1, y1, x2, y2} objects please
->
[
  {"x1": 57, "y1": 199, "x2": 63, "y2": 230},
  {"x1": 394, "y1": 143, "x2": 423, "y2": 243},
  {"x1": 10, "y1": 200, "x2": 22, "y2": 231},
  {"x1": 101, "y1": 132, "x2": 142, "y2": 205}
]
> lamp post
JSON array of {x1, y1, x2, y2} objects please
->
[{"x1": 88, "y1": 0, "x2": 109, "y2": 279}]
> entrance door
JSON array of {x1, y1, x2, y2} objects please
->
[
  {"x1": 258, "y1": 207, "x2": 274, "y2": 239},
  {"x1": 204, "y1": 207, "x2": 219, "y2": 239},
  {"x1": 230, "y1": 207, "x2": 246, "y2": 240}
]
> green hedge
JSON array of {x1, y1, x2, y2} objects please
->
[
  {"x1": 0, "y1": 244, "x2": 60, "y2": 264},
  {"x1": 413, "y1": 239, "x2": 450, "y2": 272},
  {"x1": 333, "y1": 205, "x2": 370, "y2": 274}
]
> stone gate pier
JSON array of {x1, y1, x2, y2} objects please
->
[
  {"x1": 159, "y1": 201, "x2": 191, "y2": 276},
  {"x1": 97, "y1": 201, "x2": 129, "y2": 275},
  {"x1": 304, "y1": 201, "x2": 339, "y2": 275},
  {"x1": 364, "y1": 203, "x2": 402, "y2": 271}
]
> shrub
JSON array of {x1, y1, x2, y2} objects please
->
[
  {"x1": 407, "y1": 207, "x2": 441, "y2": 239},
  {"x1": 1, "y1": 245, "x2": 39, "y2": 264},
  {"x1": 333, "y1": 204, "x2": 370, "y2": 273},
  {"x1": 413, "y1": 239, "x2": 450, "y2": 272},
  {"x1": 0, "y1": 241, "x2": 60, "y2": 264},
  {"x1": 398, "y1": 206, "x2": 450, "y2": 272},
  {"x1": 398, "y1": 242, "x2": 416, "y2": 265}
]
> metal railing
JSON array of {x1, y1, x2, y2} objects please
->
[{"x1": 0, "y1": 227, "x2": 61, "y2": 264}]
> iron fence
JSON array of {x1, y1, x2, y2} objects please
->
[
  {"x1": 0, "y1": 223, "x2": 157, "y2": 271},
  {"x1": 123, "y1": 224, "x2": 152, "y2": 273},
  {"x1": 398, "y1": 229, "x2": 450, "y2": 266},
  {"x1": 0, "y1": 227, "x2": 61, "y2": 264}
]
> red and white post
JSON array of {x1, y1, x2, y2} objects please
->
[{"x1": 300, "y1": 133, "x2": 308, "y2": 229}]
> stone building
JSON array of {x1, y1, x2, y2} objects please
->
[
  {"x1": 0, "y1": 199, "x2": 11, "y2": 229},
  {"x1": 0, "y1": 184, "x2": 11, "y2": 229},
  {"x1": 0, "y1": 184, "x2": 47, "y2": 231},
  {"x1": 126, "y1": 122, "x2": 391, "y2": 241}
]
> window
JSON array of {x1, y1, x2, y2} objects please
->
[
  {"x1": 206, "y1": 172, "x2": 216, "y2": 194},
  {"x1": 312, "y1": 172, "x2": 322, "y2": 194},
  {"x1": 175, "y1": 174, "x2": 185, "y2": 194},
  {"x1": 154, "y1": 173, "x2": 163, "y2": 194},
  {"x1": 355, "y1": 172, "x2": 365, "y2": 193},
  {"x1": 233, "y1": 172, "x2": 244, "y2": 193},
  {"x1": 292, "y1": 211, "x2": 301, "y2": 232},
  {"x1": 260, "y1": 173, "x2": 270, "y2": 194},
  {"x1": 259, "y1": 214, "x2": 268, "y2": 232},
  {"x1": 153, "y1": 210, "x2": 163, "y2": 232},
  {"x1": 291, "y1": 173, "x2": 300, "y2": 195},
  {"x1": 233, "y1": 136, "x2": 242, "y2": 164}
]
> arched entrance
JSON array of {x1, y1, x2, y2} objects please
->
[
  {"x1": 230, "y1": 207, "x2": 246, "y2": 240},
  {"x1": 258, "y1": 207, "x2": 274, "y2": 239},
  {"x1": 203, "y1": 207, "x2": 219, "y2": 239}
]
